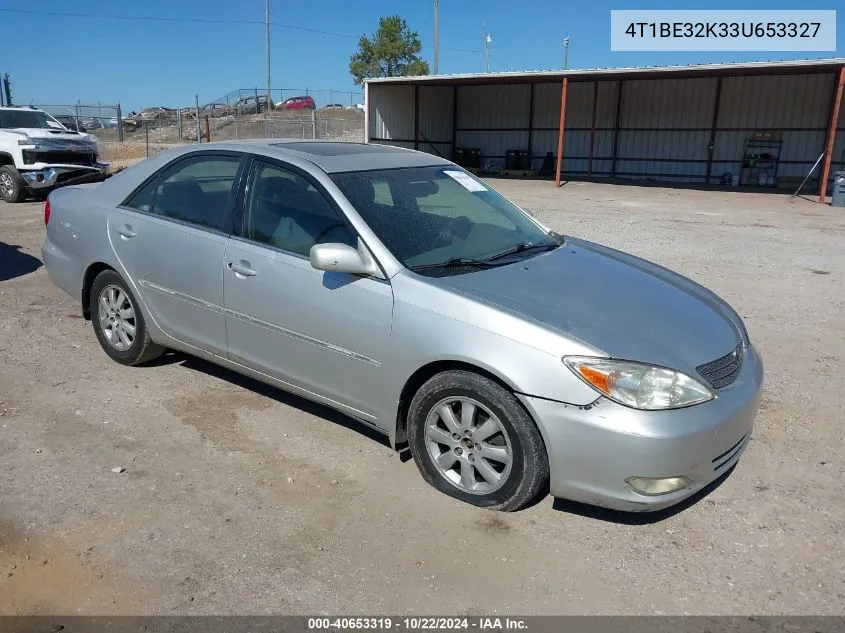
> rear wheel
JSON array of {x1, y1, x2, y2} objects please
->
[
  {"x1": 0, "y1": 166, "x2": 25, "y2": 203},
  {"x1": 407, "y1": 370, "x2": 549, "y2": 511},
  {"x1": 89, "y1": 270, "x2": 164, "y2": 365}
]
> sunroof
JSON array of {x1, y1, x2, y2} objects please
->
[{"x1": 271, "y1": 142, "x2": 394, "y2": 156}]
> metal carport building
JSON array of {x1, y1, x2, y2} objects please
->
[{"x1": 364, "y1": 58, "x2": 845, "y2": 202}]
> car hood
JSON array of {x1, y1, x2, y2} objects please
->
[
  {"x1": 4, "y1": 127, "x2": 87, "y2": 139},
  {"x1": 434, "y1": 237, "x2": 743, "y2": 374}
]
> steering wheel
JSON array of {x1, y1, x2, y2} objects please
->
[
  {"x1": 314, "y1": 222, "x2": 347, "y2": 243},
  {"x1": 434, "y1": 215, "x2": 473, "y2": 245}
]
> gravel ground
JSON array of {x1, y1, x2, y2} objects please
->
[{"x1": 0, "y1": 180, "x2": 843, "y2": 615}]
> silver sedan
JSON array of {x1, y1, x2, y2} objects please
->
[{"x1": 42, "y1": 140, "x2": 763, "y2": 512}]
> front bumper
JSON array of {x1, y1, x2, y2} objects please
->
[
  {"x1": 20, "y1": 163, "x2": 109, "y2": 190},
  {"x1": 519, "y1": 344, "x2": 764, "y2": 512}
]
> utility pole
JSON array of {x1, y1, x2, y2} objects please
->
[
  {"x1": 483, "y1": 24, "x2": 492, "y2": 73},
  {"x1": 563, "y1": 36, "x2": 571, "y2": 70},
  {"x1": 2, "y1": 73, "x2": 12, "y2": 106},
  {"x1": 266, "y1": 0, "x2": 271, "y2": 109},
  {"x1": 433, "y1": 0, "x2": 439, "y2": 75}
]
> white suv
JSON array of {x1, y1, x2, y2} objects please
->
[{"x1": 0, "y1": 106, "x2": 109, "y2": 203}]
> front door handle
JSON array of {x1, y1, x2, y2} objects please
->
[
  {"x1": 114, "y1": 224, "x2": 136, "y2": 239},
  {"x1": 228, "y1": 260, "x2": 256, "y2": 278}
]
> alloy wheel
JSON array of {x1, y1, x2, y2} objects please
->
[
  {"x1": 0, "y1": 172, "x2": 14, "y2": 198},
  {"x1": 97, "y1": 284, "x2": 137, "y2": 352},
  {"x1": 424, "y1": 397, "x2": 513, "y2": 495}
]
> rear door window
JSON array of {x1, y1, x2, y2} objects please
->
[{"x1": 124, "y1": 154, "x2": 241, "y2": 232}]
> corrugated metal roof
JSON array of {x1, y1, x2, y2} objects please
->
[{"x1": 365, "y1": 57, "x2": 845, "y2": 85}]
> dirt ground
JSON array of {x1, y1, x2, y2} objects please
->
[{"x1": 0, "y1": 179, "x2": 843, "y2": 615}]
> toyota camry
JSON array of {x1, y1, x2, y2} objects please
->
[{"x1": 42, "y1": 140, "x2": 763, "y2": 512}]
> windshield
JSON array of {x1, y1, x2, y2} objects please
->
[
  {"x1": 331, "y1": 166, "x2": 560, "y2": 275},
  {"x1": 0, "y1": 110, "x2": 57, "y2": 129}
]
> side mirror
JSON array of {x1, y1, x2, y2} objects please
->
[{"x1": 309, "y1": 242, "x2": 381, "y2": 277}]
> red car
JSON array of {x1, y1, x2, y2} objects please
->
[{"x1": 277, "y1": 95, "x2": 316, "y2": 111}]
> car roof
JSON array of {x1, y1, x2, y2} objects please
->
[
  {"x1": 200, "y1": 139, "x2": 451, "y2": 173},
  {"x1": 87, "y1": 140, "x2": 454, "y2": 210}
]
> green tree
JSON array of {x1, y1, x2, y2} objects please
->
[{"x1": 349, "y1": 16, "x2": 430, "y2": 86}]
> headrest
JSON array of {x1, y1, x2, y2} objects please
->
[
  {"x1": 161, "y1": 180, "x2": 204, "y2": 198},
  {"x1": 255, "y1": 176, "x2": 298, "y2": 201},
  {"x1": 343, "y1": 178, "x2": 375, "y2": 207}
]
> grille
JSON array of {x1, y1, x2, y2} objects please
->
[
  {"x1": 712, "y1": 432, "x2": 749, "y2": 472},
  {"x1": 23, "y1": 150, "x2": 97, "y2": 166},
  {"x1": 696, "y1": 345, "x2": 743, "y2": 389}
]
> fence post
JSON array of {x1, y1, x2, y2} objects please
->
[
  {"x1": 312, "y1": 109, "x2": 317, "y2": 140},
  {"x1": 176, "y1": 107, "x2": 182, "y2": 140},
  {"x1": 145, "y1": 121, "x2": 150, "y2": 158},
  {"x1": 75, "y1": 100, "x2": 80, "y2": 133},
  {"x1": 116, "y1": 103, "x2": 124, "y2": 142},
  {"x1": 205, "y1": 116, "x2": 211, "y2": 143},
  {"x1": 195, "y1": 94, "x2": 201, "y2": 142}
]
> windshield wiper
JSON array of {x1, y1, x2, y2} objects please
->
[
  {"x1": 409, "y1": 257, "x2": 499, "y2": 271},
  {"x1": 485, "y1": 241, "x2": 560, "y2": 262}
]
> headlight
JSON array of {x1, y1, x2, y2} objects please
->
[
  {"x1": 17, "y1": 137, "x2": 34, "y2": 146},
  {"x1": 563, "y1": 356, "x2": 714, "y2": 410}
]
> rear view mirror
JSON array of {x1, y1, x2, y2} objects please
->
[
  {"x1": 408, "y1": 180, "x2": 439, "y2": 198},
  {"x1": 310, "y1": 242, "x2": 381, "y2": 277}
]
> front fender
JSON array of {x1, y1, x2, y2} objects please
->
[{"x1": 377, "y1": 272, "x2": 603, "y2": 443}]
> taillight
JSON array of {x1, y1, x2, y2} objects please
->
[{"x1": 44, "y1": 198, "x2": 51, "y2": 226}]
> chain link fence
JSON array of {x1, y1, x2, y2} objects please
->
[
  {"x1": 36, "y1": 89, "x2": 365, "y2": 164},
  {"x1": 214, "y1": 88, "x2": 363, "y2": 109},
  {"x1": 38, "y1": 103, "x2": 121, "y2": 137},
  {"x1": 120, "y1": 109, "x2": 365, "y2": 160}
]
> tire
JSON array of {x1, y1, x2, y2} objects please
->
[
  {"x1": 89, "y1": 269, "x2": 164, "y2": 365},
  {"x1": 407, "y1": 370, "x2": 549, "y2": 511},
  {"x1": 0, "y1": 166, "x2": 26, "y2": 203}
]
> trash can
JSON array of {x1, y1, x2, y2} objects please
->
[{"x1": 832, "y1": 171, "x2": 845, "y2": 208}]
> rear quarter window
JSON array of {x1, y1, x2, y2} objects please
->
[{"x1": 123, "y1": 177, "x2": 157, "y2": 213}]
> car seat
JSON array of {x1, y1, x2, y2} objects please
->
[{"x1": 156, "y1": 181, "x2": 208, "y2": 225}]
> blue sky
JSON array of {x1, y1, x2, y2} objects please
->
[{"x1": 0, "y1": 0, "x2": 841, "y2": 111}]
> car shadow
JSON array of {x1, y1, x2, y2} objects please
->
[
  {"x1": 551, "y1": 464, "x2": 736, "y2": 524},
  {"x1": 0, "y1": 243, "x2": 43, "y2": 282},
  {"x1": 137, "y1": 349, "x2": 734, "y2": 520},
  {"x1": 321, "y1": 271, "x2": 364, "y2": 290},
  {"x1": 156, "y1": 350, "x2": 392, "y2": 449}
]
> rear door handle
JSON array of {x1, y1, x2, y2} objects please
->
[
  {"x1": 114, "y1": 224, "x2": 136, "y2": 239},
  {"x1": 228, "y1": 260, "x2": 256, "y2": 278}
]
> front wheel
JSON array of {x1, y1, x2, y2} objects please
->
[
  {"x1": 407, "y1": 370, "x2": 549, "y2": 511},
  {"x1": 0, "y1": 166, "x2": 25, "y2": 203},
  {"x1": 89, "y1": 269, "x2": 164, "y2": 365}
]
